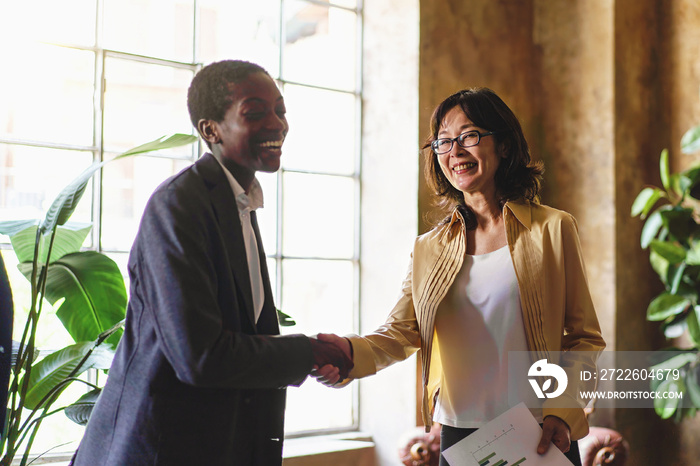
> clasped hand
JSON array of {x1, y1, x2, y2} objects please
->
[{"x1": 309, "y1": 333, "x2": 353, "y2": 386}]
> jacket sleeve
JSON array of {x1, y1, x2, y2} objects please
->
[
  {"x1": 542, "y1": 213, "x2": 606, "y2": 440},
  {"x1": 345, "y1": 254, "x2": 422, "y2": 380},
  {"x1": 133, "y1": 185, "x2": 313, "y2": 389}
]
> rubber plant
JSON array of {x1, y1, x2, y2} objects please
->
[
  {"x1": 0, "y1": 134, "x2": 198, "y2": 466},
  {"x1": 631, "y1": 123, "x2": 700, "y2": 422}
]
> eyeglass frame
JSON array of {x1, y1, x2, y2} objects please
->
[{"x1": 430, "y1": 130, "x2": 499, "y2": 155}]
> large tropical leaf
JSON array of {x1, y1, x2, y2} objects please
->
[
  {"x1": 18, "y1": 251, "x2": 127, "y2": 344},
  {"x1": 116, "y1": 133, "x2": 198, "y2": 158},
  {"x1": 0, "y1": 222, "x2": 92, "y2": 265},
  {"x1": 40, "y1": 133, "x2": 197, "y2": 236},
  {"x1": 19, "y1": 342, "x2": 112, "y2": 410},
  {"x1": 64, "y1": 388, "x2": 101, "y2": 426}
]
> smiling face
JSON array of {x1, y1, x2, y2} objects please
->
[
  {"x1": 436, "y1": 106, "x2": 503, "y2": 201},
  {"x1": 199, "y1": 72, "x2": 288, "y2": 188}
]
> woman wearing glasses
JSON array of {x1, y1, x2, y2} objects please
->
[{"x1": 314, "y1": 88, "x2": 605, "y2": 466}]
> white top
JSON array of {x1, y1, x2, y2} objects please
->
[
  {"x1": 213, "y1": 155, "x2": 265, "y2": 324},
  {"x1": 433, "y1": 245, "x2": 529, "y2": 428}
]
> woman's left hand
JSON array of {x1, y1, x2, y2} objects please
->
[{"x1": 537, "y1": 415, "x2": 571, "y2": 455}]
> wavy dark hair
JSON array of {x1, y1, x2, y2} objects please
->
[
  {"x1": 187, "y1": 60, "x2": 270, "y2": 148},
  {"x1": 423, "y1": 87, "x2": 544, "y2": 227}
]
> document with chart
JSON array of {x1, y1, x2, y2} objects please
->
[{"x1": 441, "y1": 403, "x2": 571, "y2": 466}]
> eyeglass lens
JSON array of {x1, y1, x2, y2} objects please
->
[{"x1": 432, "y1": 131, "x2": 480, "y2": 154}]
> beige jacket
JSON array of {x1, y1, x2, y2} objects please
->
[{"x1": 346, "y1": 199, "x2": 605, "y2": 440}]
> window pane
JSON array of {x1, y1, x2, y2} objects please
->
[
  {"x1": 282, "y1": 173, "x2": 354, "y2": 258},
  {"x1": 281, "y1": 259, "x2": 354, "y2": 432},
  {"x1": 256, "y1": 171, "x2": 279, "y2": 256},
  {"x1": 0, "y1": 43, "x2": 95, "y2": 147},
  {"x1": 266, "y1": 257, "x2": 278, "y2": 304},
  {"x1": 286, "y1": 369, "x2": 354, "y2": 432},
  {"x1": 280, "y1": 259, "x2": 354, "y2": 333},
  {"x1": 283, "y1": 85, "x2": 356, "y2": 175},
  {"x1": 103, "y1": 0, "x2": 195, "y2": 62},
  {"x1": 283, "y1": 1, "x2": 357, "y2": 91},
  {"x1": 1, "y1": 1, "x2": 96, "y2": 47},
  {"x1": 329, "y1": 0, "x2": 358, "y2": 8},
  {"x1": 0, "y1": 145, "x2": 94, "y2": 228},
  {"x1": 197, "y1": 0, "x2": 280, "y2": 76},
  {"x1": 103, "y1": 57, "x2": 196, "y2": 155},
  {"x1": 104, "y1": 251, "x2": 131, "y2": 293},
  {"x1": 101, "y1": 155, "x2": 192, "y2": 251}
]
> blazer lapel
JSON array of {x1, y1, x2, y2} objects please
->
[
  {"x1": 195, "y1": 154, "x2": 257, "y2": 328},
  {"x1": 250, "y1": 210, "x2": 279, "y2": 334}
]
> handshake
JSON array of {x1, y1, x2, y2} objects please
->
[{"x1": 309, "y1": 333, "x2": 354, "y2": 386}]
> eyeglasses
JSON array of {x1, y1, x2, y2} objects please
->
[{"x1": 431, "y1": 130, "x2": 498, "y2": 155}]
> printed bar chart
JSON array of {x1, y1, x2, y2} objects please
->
[
  {"x1": 478, "y1": 452, "x2": 496, "y2": 465},
  {"x1": 442, "y1": 403, "x2": 571, "y2": 465},
  {"x1": 473, "y1": 426, "x2": 526, "y2": 465}
]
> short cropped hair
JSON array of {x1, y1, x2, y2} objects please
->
[
  {"x1": 423, "y1": 87, "x2": 543, "y2": 223},
  {"x1": 187, "y1": 60, "x2": 270, "y2": 130}
]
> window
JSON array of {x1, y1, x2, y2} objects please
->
[{"x1": 0, "y1": 0, "x2": 362, "y2": 454}]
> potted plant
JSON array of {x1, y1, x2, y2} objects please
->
[
  {"x1": 631, "y1": 123, "x2": 700, "y2": 421},
  {"x1": 0, "y1": 134, "x2": 197, "y2": 466}
]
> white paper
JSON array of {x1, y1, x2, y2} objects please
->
[{"x1": 442, "y1": 403, "x2": 572, "y2": 466}]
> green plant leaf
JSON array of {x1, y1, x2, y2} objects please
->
[
  {"x1": 649, "y1": 249, "x2": 670, "y2": 284},
  {"x1": 631, "y1": 187, "x2": 664, "y2": 218},
  {"x1": 2, "y1": 222, "x2": 92, "y2": 265},
  {"x1": 651, "y1": 351, "x2": 698, "y2": 371},
  {"x1": 18, "y1": 251, "x2": 127, "y2": 344},
  {"x1": 654, "y1": 377, "x2": 683, "y2": 419},
  {"x1": 20, "y1": 342, "x2": 107, "y2": 410},
  {"x1": 276, "y1": 309, "x2": 296, "y2": 327},
  {"x1": 687, "y1": 306, "x2": 700, "y2": 347},
  {"x1": 650, "y1": 239, "x2": 687, "y2": 264},
  {"x1": 686, "y1": 366, "x2": 700, "y2": 407},
  {"x1": 0, "y1": 219, "x2": 39, "y2": 237},
  {"x1": 687, "y1": 240, "x2": 700, "y2": 265},
  {"x1": 681, "y1": 124, "x2": 700, "y2": 154},
  {"x1": 64, "y1": 388, "x2": 101, "y2": 426},
  {"x1": 662, "y1": 318, "x2": 687, "y2": 339},
  {"x1": 647, "y1": 292, "x2": 691, "y2": 321},
  {"x1": 641, "y1": 210, "x2": 665, "y2": 248},
  {"x1": 669, "y1": 262, "x2": 687, "y2": 295},
  {"x1": 660, "y1": 149, "x2": 671, "y2": 192},
  {"x1": 115, "y1": 133, "x2": 198, "y2": 159},
  {"x1": 682, "y1": 166, "x2": 700, "y2": 200},
  {"x1": 40, "y1": 133, "x2": 197, "y2": 237},
  {"x1": 659, "y1": 207, "x2": 694, "y2": 242}
]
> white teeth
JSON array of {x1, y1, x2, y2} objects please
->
[
  {"x1": 259, "y1": 140, "x2": 282, "y2": 148},
  {"x1": 453, "y1": 162, "x2": 476, "y2": 171}
]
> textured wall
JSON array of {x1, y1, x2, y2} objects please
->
[{"x1": 419, "y1": 0, "x2": 700, "y2": 464}]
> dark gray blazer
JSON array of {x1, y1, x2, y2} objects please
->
[{"x1": 74, "y1": 153, "x2": 313, "y2": 465}]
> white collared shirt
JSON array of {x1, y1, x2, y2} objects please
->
[{"x1": 213, "y1": 155, "x2": 265, "y2": 323}]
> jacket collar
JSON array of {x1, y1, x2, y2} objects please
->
[
  {"x1": 504, "y1": 198, "x2": 532, "y2": 230},
  {"x1": 447, "y1": 198, "x2": 533, "y2": 231}
]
